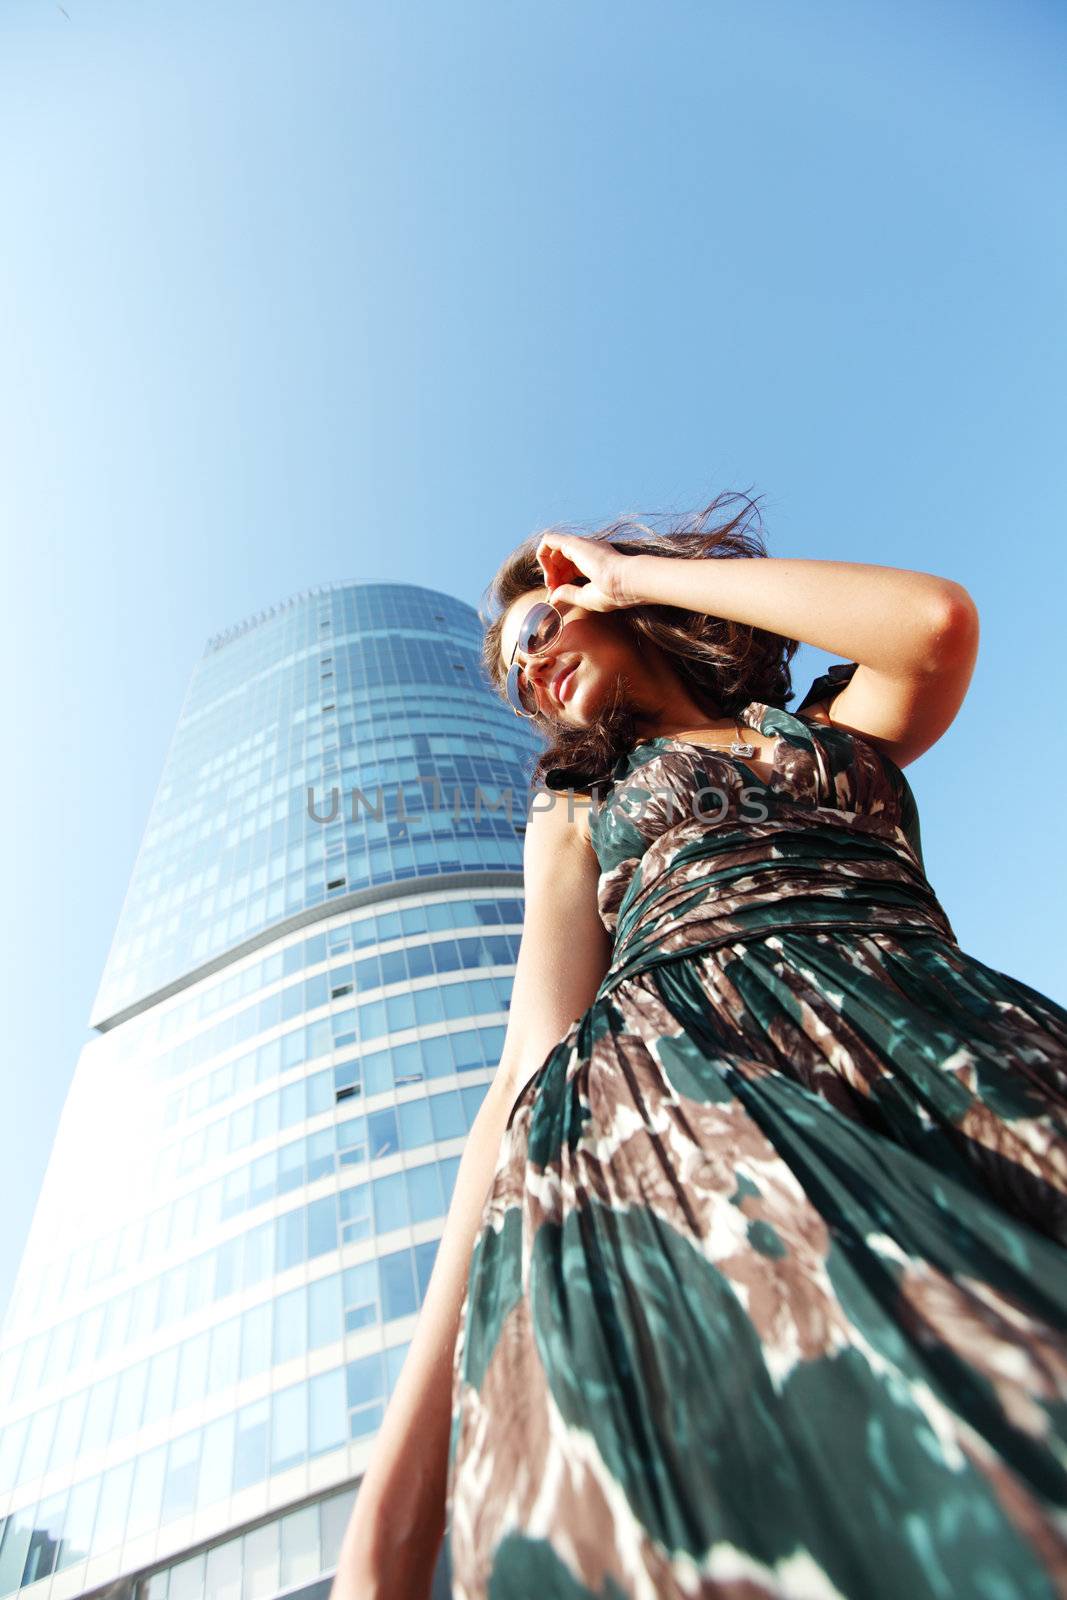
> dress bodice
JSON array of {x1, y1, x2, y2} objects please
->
[{"x1": 562, "y1": 662, "x2": 958, "y2": 1000}]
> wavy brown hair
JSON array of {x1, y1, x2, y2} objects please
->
[{"x1": 478, "y1": 490, "x2": 801, "y2": 796}]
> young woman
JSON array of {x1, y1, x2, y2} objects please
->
[{"x1": 331, "y1": 495, "x2": 1067, "y2": 1600}]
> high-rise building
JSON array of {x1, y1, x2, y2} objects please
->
[{"x1": 0, "y1": 582, "x2": 542, "y2": 1599}]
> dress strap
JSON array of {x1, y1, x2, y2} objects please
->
[{"x1": 794, "y1": 660, "x2": 859, "y2": 717}]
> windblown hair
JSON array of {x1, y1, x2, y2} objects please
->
[{"x1": 478, "y1": 490, "x2": 801, "y2": 796}]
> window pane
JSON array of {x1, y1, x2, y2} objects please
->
[
  {"x1": 200, "y1": 1412, "x2": 235, "y2": 1507},
  {"x1": 143, "y1": 1348, "x2": 178, "y2": 1426},
  {"x1": 161, "y1": 1429, "x2": 201, "y2": 1524},
  {"x1": 270, "y1": 1381, "x2": 308, "y2": 1476},
  {"x1": 169, "y1": 1552, "x2": 206, "y2": 1600},
  {"x1": 320, "y1": 1487, "x2": 357, "y2": 1570},
  {"x1": 125, "y1": 1444, "x2": 166, "y2": 1542},
  {"x1": 379, "y1": 1251, "x2": 417, "y2": 1322},
  {"x1": 309, "y1": 1273, "x2": 342, "y2": 1350},
  {"x1": 56, "y1": 1475, "x2": 100, "y2": 1572},
  {"x1": 429, "y1": 1091, "x2": 464, "y2": 1142},
  {"x1": 240, "y1": 1302, "x2": 272, "y2": 1381},
  {"x1": 204, "y1": 1537, "x2": 242, "y2": 1600},
  {"x1": 406, "y1": 1162, "x2": 442, "y2": 1224},
  {"x1": 209, "y1": 1318, "x2": 241, "y2": 1392},
  {"x1": 346, "y1": 1351, "x2": 384, "y2": 1411},
  {"x1": 308, "y1": 1196, "x2": 337, "y2": 1259},
  {"x1": 280, "y1": 1502, "x2": 320, "y2": 1587},
  {"x1": 175, "y1": 1330, "x2": 210, "y2": 1410},
  {"x1": 243, "y1": 1519, "x2": 280, "y2": 1600},
  {"x1": 92, "y1": 1458, "x2": 135, "y2": 1555},
  {"x1": 233, "y1": 1398, "x2": 269, "y2": 1491},
  {"x1": 397, "y1": 1098, "x2": 433, "y2": 1149},
  {"x1": 273, "y1": 1285, "x2": 307, "y2": 1365},
  {"x1": 277, "y1": 1206, "x2": 306, "y2": 1271},
  {"x1": 308, "y1": 1368, "x2": 346, "y2": 1457},
  {"x1": 21, "y1": 1488, "x2": 66, "y2": 1586},
  {"x1": 372, "y1": 1171, "x2": 407, "y2": 1234}
]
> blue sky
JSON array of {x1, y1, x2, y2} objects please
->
[{"x1": 2, "y1": 0, "x2": 1064, "y2": 1320}]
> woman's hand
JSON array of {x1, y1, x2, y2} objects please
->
[{"x1": 536, "y1": 533, "x2": 645, "y2": 613}]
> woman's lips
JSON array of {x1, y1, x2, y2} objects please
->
[{"x1": 555, "y1": 662, "x2": 579, "y2": 704}]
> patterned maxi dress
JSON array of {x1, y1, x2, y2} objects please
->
[{"x1": 445, "y1": 662, "x2": 1067, "y2": 1600}]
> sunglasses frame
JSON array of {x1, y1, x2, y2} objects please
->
[{"x1": 504, "y1": 600, "x2": 565, "y2": 718}]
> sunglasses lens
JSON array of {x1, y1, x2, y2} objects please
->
[
  {"x1": 506, "y1": 603, "x2": 562, "y2": 715},
  {"x1": 518, "y1": 604, "x2": 561, "y2": 656}
]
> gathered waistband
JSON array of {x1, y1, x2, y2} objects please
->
[{"x1": 594, "y1": 822, "x2": 957, "y2": 1000}]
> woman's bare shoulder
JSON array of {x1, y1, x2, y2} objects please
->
[{"x1": 528, "y1": 784, "x2": 599, "y2": 854}]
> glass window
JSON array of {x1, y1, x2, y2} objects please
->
[
  {"x1": 205, "y1": 1537, "x2": 242, "y2": 1600},
  {"x1": 308, "y1": 1195, "x2": 337, "y2": 1259},
  {"x1": 379, "y1": 1250, "x2": 417, "y2": 1322},
  {"x1": 209, "y1": 1317, "x2": 241, "y2": 1392},
  {"x1": 168, "y1": 1551, "x2": 206, "y2": 1600},
  {"x1": 277, "y1": 1206, "x2": 306, "y2": 1272},
  {"x1": 199, "y1": 1412, "x2": 235, "y2": 1508},
  {"x1": 233, "y1": 1397, "x2": 269, "y2": 1492},
  {"x1": 125, "y1": 1443, "x2": 166, "y2": 1542},
  {"x1": 368, "y1": 1107, "x2": 398, "y2": 1158},
  {"x1": 113, "y1": 1360, "x2": 149, "y2": 1438},
  {"x1": 309, "y1": 1273, "x2": 342, "y2": 1350},
  {"x1": 242, "y1": 1219, "x2": 275, "y2": 1287},
  {"x1": 175, "y1": 1329, "x2": 211, "y2": 1410},
  {"x1": 243, "y1": 1519, "x2": 280, "y2": 1600},
  {"x1": 414, "y1": 988, "x2": 445, "y2": 1026},
  {"x1": 0, "y1": 1411, "x2": 27, "y2": 1494},
  {"x1": 309, "y1": 1366, "x2": 346, "y2": 1458},
  {"x1": 406, "y1": 1161, "x2": 443, "y2": 1224},
  {"x1": 421, "y1": 1034, "x2": 453, "y2": 1078},
  {"x1": 0, "y1": 1506, "x2": 33, "y2": 1593},
  {"x1": 461, "y1": 1082, "x2": 489, "y2": 1120},
  {"x1": 21, "y1": 1487, "x2": 66, "y2": 1586},
  {"x1": 307, "y1": 1127, "x2": 334, "y2": 1182},
  {"x1": 273, "y1": 1284, "x2": 307, "y2": 1365},
  {"x1": 372, "y1": 1171, "x2": 408, "y2": 1233},
  {"x1": 414, "y1": 1239, "x2": 438, "y2": 1303},
  {"x1": 143, "y1": 1347, "x2": 179, "y2": 1427},
  {"x1": 320, "y1": 1487, "x2": 357, "y2": 1571},
  {"x1": 278, "y1": 1138, "x2": 305, "y2": 1195},
  {"x1": 429, "y1": 1091, "x2": 465, "y2": 1143},
  {"x1": 15, "y1": 1403, "x2": 55, "y2": 1484},
  {"x1": 249, "y1": 1149, "x2": 277, "y2": 1208},
  {"x1": 280, "y1": 1502, "x2": 320, "y2": 1588},
  {"x1": 280, "y1": 1078, "x2": 306, "y2": 1130},
  {"x1": 308, "y1": 1068, "x2": 333, "y2": 1116},
  {"x1": 92, "y1": 1457, "x2": 135, "y2": 1555},
  {"x1": 346, "y1": 1350, "x2": 384, "y2": 1409},
  {"x1": 240, "y1": 1301, "x2": 272, "y2": 1381},
  {"x1": 397, "y1": 1096, "x2": 433, "y2": 1149},
  {"x1": 343, "y1": 1260, "x2": 377, "y2": 1331},
  {"x1": 54, "y1": 1475, "x2": 99, "y2": 1572},
  {"x1": 271, "y1": 1380, "x2": 308, "y2": 1475},
  {"x1": 340, "y1": 1182, "x2": 372, "y2": 1244}
]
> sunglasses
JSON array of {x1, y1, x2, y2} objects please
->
[{"x1": 504, "y1": 600, "x2": 566, "y2": 717}]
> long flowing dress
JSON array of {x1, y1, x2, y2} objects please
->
[{"x1": 445, "y1": 662, "x2": 1067, "y2": 1600}]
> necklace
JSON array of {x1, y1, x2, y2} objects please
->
[{"x1": 644, "y1": 720, "x2": 759, "y2": 758}]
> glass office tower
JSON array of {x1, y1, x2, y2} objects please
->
[{"x1": 0, "y1": 582, "x2": 543, "y2": 1599}]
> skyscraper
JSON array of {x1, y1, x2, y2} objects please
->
[{"x1": 0, "y1": 582, "x2": 541, "y2": 1599}]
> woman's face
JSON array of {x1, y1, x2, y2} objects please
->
[{"x1": 498, "y1": 587, "x2": 651, "y2": 729}]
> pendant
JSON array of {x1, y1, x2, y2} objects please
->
[{"x1": 730, "y1": 739, "x2": 758, "y2": 757}]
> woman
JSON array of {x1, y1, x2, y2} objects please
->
[{"x1": 332, "y1": 494, "x2": 1067, "y2": 1600}]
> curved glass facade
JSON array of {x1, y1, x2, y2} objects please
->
[{"x1": 0, "y1": 584, "x2": 541, "y2": 1599}]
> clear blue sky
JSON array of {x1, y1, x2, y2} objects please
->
[{"x1": 2, "y1": 0, "x2": 1064, "y2": 1321}]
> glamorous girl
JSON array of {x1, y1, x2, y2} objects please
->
[{"x1": 333, "y1": 494, "x2": 1067, "y2": 1600}]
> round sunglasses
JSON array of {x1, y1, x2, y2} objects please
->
[{"x1": 504, "y1": 600, "x2": 566, "y2": 718}]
